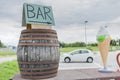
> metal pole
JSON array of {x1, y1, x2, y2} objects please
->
[{"x1": 84, "y1": 21, "x2": 88, "y2": 48}]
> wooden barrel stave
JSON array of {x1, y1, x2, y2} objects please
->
[
  {"x1": 17, "y1": 29, "x2": 60, "y2": 79},
  {"x1": 17, "y1": 46, "x2": 59, "y2": 62}
]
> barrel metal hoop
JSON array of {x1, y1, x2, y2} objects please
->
[
  {"x1": 21, "y1": 69, "x2": 57, "y2": 75},
  {"x1": 20, "y1": 65, "x2": 58, "y2": 71},
  {"x1": 21, "y1": 73, "x2": 57, "y2": 79},
  {"x1": 20, "y1": 38, "x2": 58, "y2": 40},
  {"x1": 21, "y1": 33, "x2": 57, "y2": 37},
  {"x1": 21, "y1": 29, "x2": 56, "y2": 34},
  {"x1": 19, "y1": 61, "x2": 58, "y2": 65},
  {"x1": 18, "y1": 43, "x2": 59, "y2": 46}
]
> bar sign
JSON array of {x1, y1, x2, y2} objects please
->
[{"x1": 22, "y1": 3, "x2": 55, "y2": 26}]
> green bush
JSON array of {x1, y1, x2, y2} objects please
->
[{"x1": 0, "y1": 60, "x2": 19, "y2": 80}]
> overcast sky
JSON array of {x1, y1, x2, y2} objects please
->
[{"x1": 0, "y1": 0, "x2": 120, "y2": 46}]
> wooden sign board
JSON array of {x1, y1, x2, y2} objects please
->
[{"x1": 22, "y1": 3, "x2": 55, "y2": 29}]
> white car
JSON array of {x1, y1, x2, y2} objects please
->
[{"x1": 61, "y1": 49, "x2": 94, "y2": 63}]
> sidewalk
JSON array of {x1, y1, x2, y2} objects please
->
[
  {"x1": 58, "y1": 62, "x2": 102, "y2": 70},
  {"x1": 0, "y1": 55, "x2": 17, "y2": 64}
]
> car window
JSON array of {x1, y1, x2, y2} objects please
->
[
  {"x1": 71, "y1": 51, "x2": 80, "y2": 54},
  {"x1": 81, "y1": 50, "x2": 89, "y2": 54}
]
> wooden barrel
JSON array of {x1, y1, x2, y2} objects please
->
[{"x1": 17, "y1": 29, "x2": 60, "y2": 79}]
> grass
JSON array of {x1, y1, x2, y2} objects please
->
[
  {"x1": 60, "y1": 46, "x2": 99, "y2": 53},
  {"x1": 0, "y1": 51, "x2": 16, "y2": 57},
  {"x1": 0, "y1": 60, "x2": 19, "y2": 80}
]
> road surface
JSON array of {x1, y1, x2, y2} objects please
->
[{"x1": 0, "y1": 55, "x2": 17, "y2": 64}]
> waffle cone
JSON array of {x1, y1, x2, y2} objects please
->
[{"x1": 98, "y1": 37, "x2": 111, "y2": 67}]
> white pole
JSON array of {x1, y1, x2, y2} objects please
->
[{"x1": 84, "y1": 21, "x2": 88, "y2": 48}]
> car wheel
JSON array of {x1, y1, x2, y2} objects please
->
[
  {"x1": 64, "y1": 57, "x2": 71, "y2": 63},
  {"x1": 87, "y1": 57, "x2": 93, "y2": 63}
]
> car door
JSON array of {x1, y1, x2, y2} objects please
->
[
  {"x1": 80, "y1": 50, "x2": 89, "y2": 61},
  {"x1": 71, "y1": 50, "x2": 81, "y2": 61}
]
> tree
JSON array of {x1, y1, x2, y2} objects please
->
[
  {"x1": 0, "y1": 40, "x2": 5, "y2": 48},
  {"x1": 110, "y1": 39, "x2": 116, "y2": 46},
  {"x1": 118, "y1": 39, "x2": 120, "y2": 46},
  {"x1": 88, "y1": 43, "x2": 97, "y2": 46},
  {"x1": 59, "y1": 42, "x2": 66, "y2": 48},
  {"x1": 59, "y1": 41, "x2": 86, "y2": 47}
]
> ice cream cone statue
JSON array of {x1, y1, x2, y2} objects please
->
[{"x1": 97, "y1": 26, "x2": 113, "y2": 73}]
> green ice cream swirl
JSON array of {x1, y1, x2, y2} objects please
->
[{"x1": 97, "y1": 35, "x2": 106, "y2": 42}]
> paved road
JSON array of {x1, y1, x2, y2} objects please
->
[
  {"x1": 0, "y1": 55, "x2": 17, "y2": 64},
  {"x1": 58, "y1": 62, "x2": 101, "y2": 70}
]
